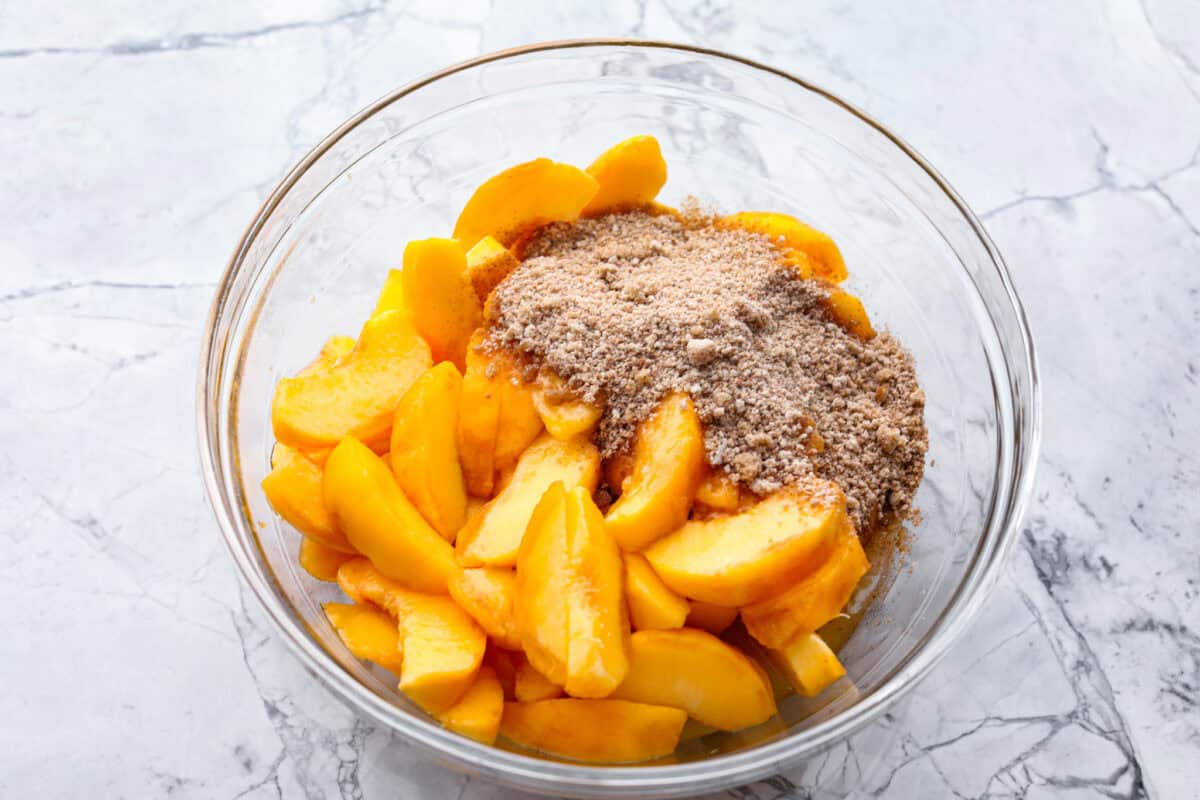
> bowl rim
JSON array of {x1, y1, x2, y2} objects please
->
[{"x1": 197, "y1": 38, "x2": 1041, "y2": 796}]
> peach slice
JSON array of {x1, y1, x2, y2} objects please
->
[
  {"x1": 514, "y1": 654, "x2": 564, "y2": 702},
  {"x1": 323, "y1": 437, "x2": 455, "y2": 594},
  {"x1": 322, "y1": 602, "x2": 404, "y2": 674},
  {"x1": 604, "y1": 392, "x2": 706, "y2": 551},
  {"x1": 515, "y1": 483, "x2": 630, "y2": 696},
  {"x1": 262, "y1": 444, "x2": 352, "y2": 552},
  {"x1": 456, "y1": 434, "x2": 600, "y2": 567},
  {"x1": 486, "y1": 648, "x2": 519, "y2": 700},
  {"x1": 563, "y1": 486, "x2": 630, "y2": 698},
  {"x1": 500, "y1": 699, "x2": 686, "y2": 763},
  {"x1": 694, "y1": 469, "x2": 740, "y2": 512},
  {"x1": 453, "y1": 158, "x2": 599, "y2": 248},
  {"x1": 741, "y1": 527, "x2": 870, "y2": 649},
  {"x1": 465, "y1": 235, "x2": 521, "y2": 303},
  {"x1": 372, "y1": 268, "x2": 411, "y2": 319},
  {"x1": 643, "y1": 482, "x2": 847, "y2": 606},
  {"x1": 271, "y1": 309, "x2": 432, "y2": 451},
  {"x1": 825, "y1": 289, "x2": 876, "y2": 341},
  {"x1": 307, "y1": 335, "x2": 356, "y2": 371},
  {"x1": 298, "y1": 537, "x2": 356, "y2": 582},
  {"x1": 457, "y1": 341, "x2": 502, "y2": 498},
  {"x1": 581, "y1": 135, "x2": 668, "y2": 216},
  {"x1": 769, "y1": 633, "x2": 846, "y2": 698},
  {"x1": 336, "y1": 559, "x2": 486, "y2": 711},
  {"x1": 685, "y1": 601, "x2": 739, "y2": 636},
  {"x1": 609, "y1": 628, "x2": 776, "y2": 731},
  {"x1": 448, "y1": 566, "x2": 522, "y2": 651},
  {"x1": 493, "y1": 367, "x2": 544, "y2": 479},
  {"x1": 720, "y1": 211, "x2": 848, "y2": 283},
  {"x1": 436, "y1": 666, "x2": 504, "y2": 744},
  {"x1": 531, "y1": 371, "x2": 602, "y2": 441},
  {"x1": 624, "y1": 553, "x2": 690, "y2": 632},
  {"x1": 402, "y1": 238, "x2": 482, "y2": 370},
  {"x1": 390, "y1": 362, "x2": 468, "y2": 541}
]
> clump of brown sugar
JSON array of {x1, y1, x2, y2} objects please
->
[{"x1": 483, "y1": 209, "x2": 927, "y2": 529}]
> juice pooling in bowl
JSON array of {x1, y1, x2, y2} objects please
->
[{"x1": 198, "y1": 42, "x2": 1039, "y2": 798}]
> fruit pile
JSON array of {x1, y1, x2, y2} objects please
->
[{"x1": 262, "y1": 136, "x2": 872, "y2": 763}]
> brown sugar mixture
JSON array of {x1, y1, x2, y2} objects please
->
[{"x1": 483, "y1": 209, "x2": 927, "y2": 531}]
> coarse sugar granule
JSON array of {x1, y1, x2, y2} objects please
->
[{"x1": 482, "y1": 209, "x2": 927, "y2": 530}]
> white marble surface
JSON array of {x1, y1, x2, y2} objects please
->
[{"x1": 2, "y1": 1, "x2": 1198, "y2": 797}]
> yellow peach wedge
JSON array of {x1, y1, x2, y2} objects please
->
[
  {"x1": 436, "y1": 665, "x2": 504, "y2": 744},
  {"x1": 741, "y1": 526, "x2": 870, "y2": 649},
  {"x1": 271, "y1": 310, "x2": 432, "y2": 451},
  {"x1": 721, "y1": 211, "x2": 848, "y2": 283},
  {"x1": 336, "y1": 559, "x2": 486, "y2": 712},
  {"x1": 298, "y1": 537, "x2": 356, "y2": 582},
  {"x1": 486, "y1": 648, "x2": 519, "y2": 700},
  {"x1": 768, "y1": 632, "x2": 847, "y2": 698},
  {"x1": 448, "y1": 566, "x2": 522, "y2": 651},
  {"x1": 643, "y1": 482, "x2": 847, "y2": 606},
  {"x1": 515, "y1": 483, "x2": 630, "y2": 696},
  {"x1": 825, "y1": 289, "x2": 876, "y2": 341},
  {"x1": 262, "y1": 444, "x2": 352, "y2": 552},
  {"x1": 323, "y1": 437, "x2": 455, "y2": 594},
  {"x1": 492, "y1": 367, "x2": 544, "y2": 480},
  {"x1": 514, "y1": 654, "x2": 564, "y2": 702},
  {"x1": 465, "y1": 235, "x2": 521, "y2": 304},
  {"x1": 453, "y1": 158, "x2": 599, "y2": 248},
  {"x1": 390, "y1": 362, "x2": 468, "y2": 541},
  {"x1": 456, "y1": 433, "x2": 600, "y2": 567},
  {"x1": 531, "y1": 371, "x2": 602, "y2": 441},
  {"x1": 402, "y1": 238, "x2": 482, "y2": 370},
  {"x1": 500, "y1": 699, "x2": 686, "y2": 764},
  {"x1": 322, "y1": 601, "x2": 405, "y2": 675},
  {"x1": 581, "y1": 135, "x2": 669, "y2": 216},
  {"x1": 610, "y1": 628, "x2": 776, "y2": 731},
  {"x1": 605, "y1": 392, "x2": 706, "y2": 552},
  {"x1": 685, "y1": 601, "x2": 739, "y2": 636},
  {"x1": 372, "y1": 268, "x2": 411, "y2": 319},
  {"x1": 457, "y1": 342, "x2": 502, "y2": 498},
  {"x1": 694, "y1": 468, "x2": 740, "y2": 512},
  {"x1": 624, "y1": 553, "x2": 690, "y2": 632}
]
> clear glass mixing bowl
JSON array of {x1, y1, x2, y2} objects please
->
[{"x1": 197, "y1": 40, "x2": 1040, "y2": 798}]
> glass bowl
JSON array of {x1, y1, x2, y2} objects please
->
[{"x1": 197, "y1": 40, "x2": 1039, "y2": 798}]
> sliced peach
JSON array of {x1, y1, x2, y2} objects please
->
[
  {"x1": 307, "y1": 335, "x2": 356, "y2": 372},
  {"x1": 624, "y1": 554, "x2": 689, "y2": 632},
  {"x1": 262, "y1": 444, "x2": 352, "y2": 552},
  {"x1": 531, "y1": 371, "x2": 602, "y2": 441},
  {"x1": 436, "y1": 665, "x2": 504, "y2": 744},
  {"x1": 465, "y1": 235, "x2": 521, "y2": 303},
  {"x1": 581, "y1": 135, "x2": 668, "y2": 216},
  {"x1": 721, "y1": 211, "x2": 848, "y2": 283},
  {"x1": 685, "y1": 601, "x2": 739, "y2": 636},
  {"x1": 323, "y1": 601, "x2": 404, "y2": 674},
  {"x1": 514, "y1": 483, "x2": 629, "y2": 696},
  {"x1": 390, "y1": 362, "x2": 467, "y2": 541},
  {"x1": 457, "y1": 342, "x2": 502, "y2": 498},
  {"x1": 500, "y1": 699, "x2": 686, "y2": 763},
  {"x1": 610, "y1": 629, "x2": 775, "y2": 730},
  {"x1": 372, "y1": 268, "x2": 411, "y2": 319},
  {"x1": 605, "y1": 392, "x2": 706, "y2": 551},
  {"x1": 563, "y1": 486, "x2": 630, "y2": 698},
  {"x1": 514, "y1": 654, "x2": 564, "y2": 701},
  {"x1": 448, "y1": 566, "x2": 522, "y2": 651},
  {"x1": 323, "y1": 437, "x2": 455, "y2": 594},
  {"x1": 271, "y1": 310, "x2": 432, "y2": 451},
  {"x1": 453, "y1": 158, "x2": 599, "y2": 248},
  {"x1": 457, "y1": 434, "x2": 600, "y2": 567},
  {"x1": 741, "y1": 527, "x2": 869, "y2": 649},
  {"x1": 298, "y1": 537, "x2": 356, "y2": 582},
  {"x1": 643, "y1": 482, "x2": 847, "y2": 606},
  {"x1": 486, "y1": 648, "x2": 519, "y2": 700},
  {"x1": 769, "y1": 633, "x2": 846, "y2": 697},
  {"x1": 825, "y1": 289, "x2": 876, "y2": 340},
  {"x1": 402, "y1": 238, "x2": 482, "y2": 370},
  {"x1": 493, "y1": 367, "x2": 544, "y2": 479},
  {"x1": 694, "y1": 469, "x2": 740, "y2": 512}
]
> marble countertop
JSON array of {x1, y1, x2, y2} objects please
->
[{"x1": 3, "y1": 1, "x2": 1197, "y2": 797}]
